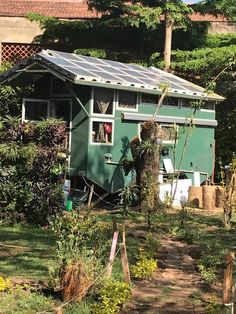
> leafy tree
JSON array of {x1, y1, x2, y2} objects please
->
[
  {"x1": 150, "y1": 34, "x2": 236, "y2": 180},
  {"x1": 87, "y1": 0, "x2": 193, "y2": 69},
  {"x1": 194, "y1": 0, "x2": 236, "y2": 21}
]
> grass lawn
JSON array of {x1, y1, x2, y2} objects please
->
[{"x1": 0, "y1": 225, "x2": 56, "y2": 280}]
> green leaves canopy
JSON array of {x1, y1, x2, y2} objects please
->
[{"x1": 87, "y1": 0, "x2": 193, "y2": 29}]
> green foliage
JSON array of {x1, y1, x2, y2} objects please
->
[
  {"x1": 131, "y1": 256, "x2": 157, "y2": 280},
  {"x1": 0, "y1": 287, "x2": 57, "y2": 314},
  {"x1": 48, "y1": 212, "x2": 111, "y2": 287},
  {"x1": 0, "y1": 119, "x2": 68, "y2": 225},
  {"x1": 150, "y1": 45, "x2": 236, "y2": 81},
  {"x1": 198, "y1": 262, "x2": 217, "y2": 284},
  {"x1": 117, "y1": 185, "x2": 139, "y2": 216},
  {"x1": 51, "y1": 212, "x2": 111, "y2": 263},
  {"x1": 204, "y1": 33, "x2": 236, "y2": 48},
  {"x1": 93, "y1": 280, "x2": 131, "y2": 314},
  {"x1": 194, "y1": 0, "x2": 236, "y2": 22},
  {"x1": 74, "y1": 48, "x2": 107, "y2": 59},
  {"x1": 130, "y1": 233, "x2": 159, "y2": 280}
]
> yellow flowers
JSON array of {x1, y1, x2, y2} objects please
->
[{"x1": 0, "y1": 276, "x2": 12, "y2": 292}]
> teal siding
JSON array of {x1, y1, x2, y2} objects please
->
[{"x1": 69, "y1": 89, "x2": 216, "y2": 192}]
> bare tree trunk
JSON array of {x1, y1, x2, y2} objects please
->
[
  {"x1": 163, "y1": 18, "x2": 173, "y2": 72},
  {"x1": 130, "y1": 122, "x2": 163, "y2": 209}
]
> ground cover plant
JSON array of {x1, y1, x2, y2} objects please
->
[{"x1": 0, "y1": 206, "x2": 236, "y2": 313}]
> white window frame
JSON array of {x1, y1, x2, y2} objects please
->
[
  {"x1": 50, "y1": 77, "x2": 71, "y2": 97},
  {"x1": 90, "y1": 117, "x2": 114, "y2": 146},
  {"x1": 116, "y1": 90, "x2": 139, "y2": 112},
  {"x1": 91, "y1": 87, "x2": 115, "y2": 117},
  {"x1": 22, "y1": 98, "x2": 50, "y2": 122},
  {"x1": 138, "y1": 122, "x2": 178, "y2": 145}
]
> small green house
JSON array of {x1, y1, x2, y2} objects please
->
[{"x1": 0, "y1": 50, "x2": 224, "y2": 193}]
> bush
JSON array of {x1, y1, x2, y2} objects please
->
[
  {"x1": 0, "y1": 276, "x2": 12, "y2": 292},
  {"x1": 74, "y1": 48, "x2": 107, "y2": 59},
  {"x1": 93, "y1": 280, "x2": 131, "y2": 314},
  {"x1": 198, "y1": 263, "x2": 217, "y2": 284},
  {"x1": 131, "y1": 256, "x2": 157, "y2": 280},
  {"x1": 0, "y1": 118, "x2": 68, "y2": 225}
]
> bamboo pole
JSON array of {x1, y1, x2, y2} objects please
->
[
  {"x1": 120, "y1": 229, "x2": 131, "y2": 284},
  {"x1": 223, "y1": 252, "x2": 235, "y2": 304},
  {"x1": 107, "y1": 231, "x2": 119, "y2": 277}
]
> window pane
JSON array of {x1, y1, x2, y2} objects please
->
[
  {"x1": 162, "y1": 97, "x2": 179, "y2": 107},
  {"x1": 141, "y1": 93, "x2": 158, "y2": 104},
  {"x1": 181, "y1": 98, "x2": 192, "y2": 107},
  {"x1": 161, "y1": 125, "x2": 177, "y2": 143},
  {"x1": 119, "y1": 91, "x2": 137, "y2": 109},
  {"x1": 50, "y1": 100, "x2": 70, "y2": 124},
  {"x1": 94, "y1": 87, "x2": 114, "y2": 115},
  {"x1": 92, "y1": 121, "x2": 113, "y2": 144},
  {"x1": 25, "y1": 101, "x2": 48, "y2": 121}
]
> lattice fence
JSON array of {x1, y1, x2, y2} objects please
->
[{"x1": 0, "y1": 43, "x2": 42, "y2": 64}]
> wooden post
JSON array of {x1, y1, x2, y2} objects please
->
[
  {"x1": 120, "y1": 229, "x2": 131, "y2": 284},
  {"x1": 112, "y1": 216, "x2": 118, "y2": 231},
  {"x1": 87, "y1": 184, "x2": 94, "y2": 208},
  {"x1": 223, "y1": 252, "x2": 235, "y2": 304},
  {"x1": 107, "y1": 231, "x2": 119, "y2": 277}
]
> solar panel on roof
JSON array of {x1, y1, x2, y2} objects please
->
[
  {"x1": 64, "y1": 66, "x2": 98, "y2": 77},
  {"x1": 90, "y1": 71, "x2": 123, "y2": 81},
  {"x1": 33, "y1": 50, "x2": 224, "y2": 101}
]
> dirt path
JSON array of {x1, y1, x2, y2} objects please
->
[{"x1": 122, "y1": 236, "x2": 208, "y2": 314}]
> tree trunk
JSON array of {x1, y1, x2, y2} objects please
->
[
  {"x1": 163, "y1": 18, "x2": 173, "y2": 72},
  {"x1": 130, "y1": 121, "x2": 163, "y2": 209}
]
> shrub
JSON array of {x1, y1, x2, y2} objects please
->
[
  {"x1": 131, "y1": 256, "x2": 157, "y2": 280},
  {"x1": 0, "y1": 276, "x2": 12, "y2": 292},
  {"x1": 93, "y1": 280, "x2": 131, "y2": 314},
  {"x1": 198, "y1": 263, "x2": 217, "y2": 284}
]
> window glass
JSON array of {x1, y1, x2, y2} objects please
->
[
  {"x1": 161, "y1": 125, "x2": 177, "y2": 143},
  {"x1": 202, "y1": 102, "x2": 215, "y2": 110},
  {"x1": 181, "y1": 98, "x2": 192, "y2": 108},
  {"x1": 25, "y1": 100, "x2": 48, "y2": 121},
  {"x1": 162, "y1": 97, "x2": 179, "y2": 107},
  {"x1": 93, "y1": 88, "x2": 114, "y2": 115},
  {"x1": 50, "y1": 100, "x2": 70, "y2": 124},
  {"x1": 118, "y1": 91, "x2": 137, "y2": 109},
  {"x1": 141, "y1": 93, "x2": 158, "y2": 104},
  {"x1": 91, "y1": 120, "x2": 113, "y2": 144}
]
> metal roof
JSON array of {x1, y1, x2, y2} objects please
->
[{"x1": 0, "y1": 49, "x2": 224, "y2": 101}]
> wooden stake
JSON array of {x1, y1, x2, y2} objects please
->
[
  {"x1": 87, "y1": 184, "x2": 94, "y2": 208},
  {"x1": 112, "y1": 216, "x2": 118, "y2": 231},
  {"x1": 223, "y1": 252, "x2": 235, "y2": 304},
  {"x1": 107, "y1": 231, "x2": 119, "y2": 277},
  {"x1": 120, "y1": 229, "x2": 131, "y2": 284}
]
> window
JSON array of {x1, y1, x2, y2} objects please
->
[
  {"x1": 51, "y1": 77, "x2": 71, "y2": 96},
  {"x1": 181, "y1": 98, "x2": 192, "y2": 108},
  {"x1": 91, "y1": 119, "x2": 114, "y2": 145},
  {"x1": 162, "y1": 96, "x2": 179, "y2": 107},
  {"x1": 202, "y1": 102, "x2": 215, "y2": 110},
  {"x1": 161, "y1": 125, "x2": 178, "y2": 144},
  {"x1": 93, "y1": 87, "x2": 114, "y2": 115},
  {"x1": 117, "y1": 91, "x2": 137, "y2": 110},
  {"x1": 50, "y1": 99, "x2": 71, "y2": 125},
  {"x1": 138, "y1": 123, "x2": 177, "y2": 144},
  {"x1": 23, "y1": 99, "x2": 49, "y2": 121},
  {"x1": 141, "y1": 93, "x2": 158, "y2": 104}
]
